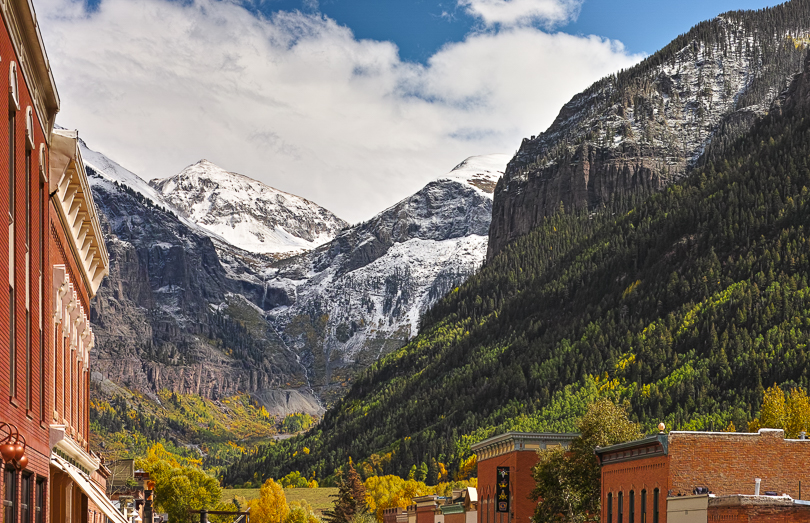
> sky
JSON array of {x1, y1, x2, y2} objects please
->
[{"x1": 36, "y1": 0, "x2": 782, "y2": 223}]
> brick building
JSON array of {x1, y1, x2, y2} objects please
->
[
  {"x1": 595, "y1": 428, "x2": 810, "y2": 523},
  {"x1": 472, "y1": 432, "x2": 578, "y2": 523},
  {"x1": 0, "y1": 0, "x2": 118, "y2": 519}
]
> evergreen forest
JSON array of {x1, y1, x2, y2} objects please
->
[{"x1": 223, "y1": 48, "x2": 810, "y2": 486}]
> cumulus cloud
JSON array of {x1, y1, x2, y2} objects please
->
[
  {"x1": 37, "y1": 0, "x2": 640, "y2": 223},
  {"x1": 458, "y1": 0, "x2": 583, "y2": 28}
]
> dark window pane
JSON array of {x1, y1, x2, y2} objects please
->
[
  {"x1": 5, "y1": 467, "x2": 17, "y2": 523},
  {"x1": 21, "y1": 473, "x2": 30, "y2": 523}
]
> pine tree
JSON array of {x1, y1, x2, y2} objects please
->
[{"x1": 323, "y1": 463, "x2": 367, "y2": 523}]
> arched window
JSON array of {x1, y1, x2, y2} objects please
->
[
  {"x1": 607, "y1": 493, "x2": 613, "y2": 523},
  {"x1": 641, "y1": 490, "x2": 647, "y2": 523},
  {"x1": 618, "y1": 492, "x2": 624, "y2": 523},
  {"x1": 653, "y1": 489, "x2": 660, "y2": 523},
  {"x1": 8, "y1": 61, "x2": 18, "y2": 398},
  {"x1": 629, "y1": 490, "x2": 635, "y2": 523}
]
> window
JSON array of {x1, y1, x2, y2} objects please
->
[
  {"x1": 618, "y1": 492, "x2": 623, "y2": 523},
  {"x1": 21, "y1": 473, "x2": 31, "y2": 523},
  {"x1": 4, "y1": 466, "x2": 17, "y2": 523},
  {"x1": 35, "y1": 478, "x2": 44, "y2": 523},
  {"x1": 641, "y1": 490, "x2": 647, "y2": 523},
  {"x1": 653, "y1": 489, "x2": 659, "y2": 523},
  {"x1": 8, "y1": 106, "x2": 15, "y2": 399},
  {"x1": 607, "y1": 493, "x2": 613, "y2": 523},
  {"x1": 629, "y1": 490, "x2": 635, "y2": 523},
  {"x1": 25, "y1": 147, "x2": 31, "y2": 410},
  {"x1": 38, "y1": 170, "x2": 44, "y2": 420}
]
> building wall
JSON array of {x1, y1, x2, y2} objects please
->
[
  {"x1": 478, "y1": 450, "x2": 539, "y2": 523},
  {"x1": 416, "y1": 505, "x2": 438, "y2": 523},
  {"x1": 601, "y1": 455, "x2": 669, "y2": 523},
  {"x1": 0, "y1": 1, "x2": 53, "y2": 520},
  {"x1": 708, "y1": 501, "x2": 810, "y2": 523},
  {"x1": 49, "y1": 209, "x2": 91, "y2": 449},
  {"x1": 668, "y1": 430, "x2": 810, "y2": 499}
]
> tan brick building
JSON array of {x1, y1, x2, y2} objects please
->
[{"x1": 596, "y1": 429, "x2": 810, "y2": 523}]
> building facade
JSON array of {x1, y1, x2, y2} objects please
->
[
  {"x1": 0, "y1": 0, "x2": 118, "y2": 520},
  {"x1": 596, "y1": 429, "x2": 810, "y2": 523},
  {"x1": 472, "y1": 432, "x2": 578, "y2": 523}
]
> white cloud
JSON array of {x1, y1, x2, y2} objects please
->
[
  {"x1": 37, "y1": 0, "x2": 640, "y2": 223},
  {"x1": 458, "y1": 0, "x2": 583, "y2": 28}
]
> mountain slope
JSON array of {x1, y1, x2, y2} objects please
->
[
  {"x1": 84, "y1": 142, "x2": 315, "y2": 408},
  {"x1": 256, "y1": 154, "x2": 509, "y2": 402},
  {"x1": 224, "y1": 50, "x2": 810, "y2": 486},
  {"x1": 489, "y1": 0, "x2": 810, "y2": 259},
  {"x1": 151, "y1": 160, "x2": 347, "y2": 257}
]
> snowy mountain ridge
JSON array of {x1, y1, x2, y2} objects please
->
[
  {"x1": 150, "y1": 160, "x2": 347, "y2": 257},
  {"x1": 257, "y1": 154, "x2": 507, "y2": 400}
]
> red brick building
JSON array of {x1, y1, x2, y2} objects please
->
[
  {"x1": 0, "y1": 0, "x2": 119, "y2": 520},
  {"x1": 472, "y1": 432, "x2": 578, "y2": 523},
  {"x1": 595, "y1": 429, "x2": 810, "y2": 523}
]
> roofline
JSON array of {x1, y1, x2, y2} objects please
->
[
  {"x1": 471, "y1": 431, "x2": 580, "y2": 452},
  {"x1": 594, "y1": 433, "x2": 668, "y2": 456},
  {"x1": 2, "y1": 0, "x2": 60, "y2": 142}
]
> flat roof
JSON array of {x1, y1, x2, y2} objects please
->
[{"x1": 471, "y1": 431, "x2": 579, "y2": 452}]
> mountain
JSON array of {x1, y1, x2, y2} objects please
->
[
  {"x1": 223, "y1": 28, "x2": 810, "y2": 487},
  {"x1": 150, "y1": 160, "x2": 347, "y2": 257},
  {"x1": 244, "y1": 154, "x2": 508, "y2": 403},
  {"x1": 83, "y1": 142, "x2": 318, "y2": 413},
  {"x1": 488, "y1": 0, "x2": 810, "y2": 259},
  {"x1": 84, "y1": 140, "x2": 507, "y2": 417}
]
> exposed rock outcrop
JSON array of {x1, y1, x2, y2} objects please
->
[{"x1": 489, "y1": 5, "x2": 810, "y2": 259}]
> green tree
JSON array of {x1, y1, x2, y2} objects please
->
[
  {"x1": 531, "y1": 399, "x2": 641, "y2": 523},
  {"x1": 281, "y1": 471, "x2": 310, "y2": 489},
  {"x1": 284, "y1": 500, "x2": 322, "y2": 523},
  {"x1": 324, "y1": 464, "x2": 367, "y2": 523}
]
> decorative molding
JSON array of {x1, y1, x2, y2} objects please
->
[
  {"x1": 8, "y1": 60, "x2": 18, "y2": 110},
  {"x1": 0, "y1": 0, "x2": 60, "y2": 142},
  {"x1": 49, "y1": 130, "x2": 109, "y2": 298},
  {"x1": 52, "y1": 265, "x2": 93, "y2": 368},
  {"x1": 472, "y1": 432, "x2": 579, "y2": 462}
]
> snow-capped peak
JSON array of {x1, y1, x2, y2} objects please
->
[
  {"x1": 150, "y1": 161, "x2": 347, "y2": 256},
  {"x1": 439, "y1": 153, "x2": 510, "y2": 196}
]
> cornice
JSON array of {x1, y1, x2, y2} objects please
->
[
  {"x1": 49, "y1": 130, "x2": 110, "y2": 298},
  {"x1": 0, "y1": 0, "x2": 60, "y2": 142}
]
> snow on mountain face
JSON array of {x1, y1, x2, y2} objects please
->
[
  {"x1": 259, "y1": 154, "x2": 507, "y2": 398},
  {"x1": 150, "y1": 160, "x2": 347, "y2": 256}
]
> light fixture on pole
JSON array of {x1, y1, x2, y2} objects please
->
[{"x1": 0, "y1": 422, "x2": 27, "y2": 470}]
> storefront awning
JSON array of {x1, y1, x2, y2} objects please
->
[{"x1": 51, "y1": 454, "x2": 129, "y2": 523}]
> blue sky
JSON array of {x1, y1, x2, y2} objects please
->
[
  {"x1": 261, "y1": 0, "x2": 782, "y2": 63},
  {"x1": 39, "y1": 0, "x2": 785, "y2": 221}
]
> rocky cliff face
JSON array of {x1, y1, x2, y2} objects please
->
[
  {"x1": 488, "y1": 2, "x2": 810, "y2": 259},
  {"x1": 83, "y1": 143, "x2": 315, "y2": 409},
  {"x1": 151, "y1": 160, "x2": 347, "y2": 257},
  {"x1": 254, "y1": 154, "x2": 508, "y2": 402},
  {"x1": 85, "y1": 140, "x2": 506, "y2": 410}
]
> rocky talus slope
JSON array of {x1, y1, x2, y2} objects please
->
[
  {"x1": 151, "y1": 160, "x2": 347, "y2": 257},
  {"x1": 489, "y1": 1, "x2": 810, "y2": 259}
]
